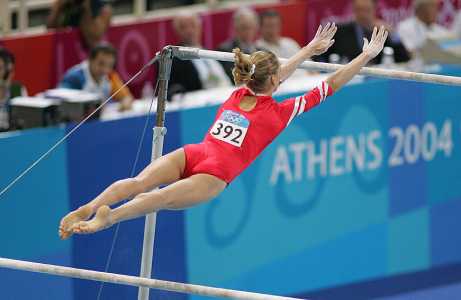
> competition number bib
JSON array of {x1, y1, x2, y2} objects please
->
[{"x1": 210, "y1": 110, "x2": 249, "y2": 147}]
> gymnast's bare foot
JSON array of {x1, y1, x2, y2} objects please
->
[
  {"x1": 59, "y1": 205, "x2": 93, "y2": 240},
  {"x1": 72, "y1": 205, "x2": 113, "y2": 235}
]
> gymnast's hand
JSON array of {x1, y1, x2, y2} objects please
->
[
  {"x1": 280, "y1": 22, "x2": 336, "y2": 81},
  {"x1": 306, "y1": 22, "x2": 337, "y2": 56},
  {"x1": 362, "y1": 26, "x2": 389, "y2": 59}
]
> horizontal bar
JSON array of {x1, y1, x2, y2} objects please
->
[
  {"x1": 173, "y1": 46, "x2": 461, "y2": 87},
  {"x1": 0, "y1": 257, "x2": 303, "y2": 300}
]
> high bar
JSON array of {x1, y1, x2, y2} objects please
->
[
  {"x1": 172, "y1": 46, "x2": 461, "y2": 87},
  {"x1": 0, "y1": 257, "x2": 303, "y2": 300}
]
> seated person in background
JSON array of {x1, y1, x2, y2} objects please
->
[
  {"x1": 256, "y1": 10, "x2": 309, "y2": 77},
  {"x1": 397, "y1": 0, "x2": 452, "y2": 53},
  {"x1": 256, "y1": 10, "x2": 301, "y2": 58},
  {"x1": 320, "y1": 0, "x2": 410, "y2": 64},
  {"x1": 59, "y1": 44, "x2": 133, "y2": 111},
  {"x1": 217, "y1": 7, "x2": 261, "y2": 81},
  {"x1": 168, "y1": 13, "x2": 231, "y2": 99},
  {"x1": 47, "y1": 0, "x2": 112, "y2": 49},
  {"x1": 0, "y1": 48, "x2": 27, "y2": 132}
]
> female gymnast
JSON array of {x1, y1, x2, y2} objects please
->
[{"x1": 59, "y1": 23, "x2": 388, "y2": 239}]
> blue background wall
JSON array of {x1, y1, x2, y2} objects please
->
[{"x1": 0, "y1": 74, "x2": 460, "y2": 299}]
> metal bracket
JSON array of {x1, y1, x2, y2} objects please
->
[{"x1": 155, "y1": 46, "x2": 174, "y2": 128}]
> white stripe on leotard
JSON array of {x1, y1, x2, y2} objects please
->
[
  {"x1": 286, "y1": 96, "x2": 301, "y2": 126},
  {"x1": 317, "y1": 83, "x2": 324, "y2": 101},
  {"x1": 297, "y1": 98, "x2": 306, "y2": 116}
]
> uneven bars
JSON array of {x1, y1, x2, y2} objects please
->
[
  {"x1": 173, "y1": 46, "x2": 461, "y2": 87},
  {"x1": 0, "y1": 257, "x2": 303, "y2": 300}
]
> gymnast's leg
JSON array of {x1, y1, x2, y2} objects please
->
[
  {"x1": 59, "y1": 148, "x2": 186, "y2": 239},
  {"x1": 72, "y1": 174, "x2": 226, "y2": 234}
]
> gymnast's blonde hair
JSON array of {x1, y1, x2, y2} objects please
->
[{"x1": 232, "y1": 48, "x2": 280, "y2": 94}]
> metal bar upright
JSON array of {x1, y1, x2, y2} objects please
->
[
  {"x1": 134, "y1": 0, "x2": 146, "y2": 17},
  {"x1": 0, "y1": 0, "x2": 11, "y2": 34},
  {"x1": 18, "y1": 0, "x2": 28, "y2": 31},
  {"x1": 138, "y1": 47, "x2": 173, "y2": 300}
]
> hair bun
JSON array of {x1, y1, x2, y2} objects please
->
[{"x1": 232, "y1": 48, "x2": 280, "y2": 92}]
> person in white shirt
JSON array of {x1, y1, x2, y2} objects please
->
[
  {"x1": 168, "y1": 12, "x2": 231, "y2": 99},
  {"x1": 397, "y1": 0, "x2": 452, "y2": 53},
  {"x1": 256, "y1": 10, "x2": 310, "y2": 77},
  {"x1": 256, "y1": 10, "x2": 301, "y2": 59}
]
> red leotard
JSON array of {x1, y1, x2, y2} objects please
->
[{"x1": 182, "y1": 81, "x2": 333, "y2": 183}]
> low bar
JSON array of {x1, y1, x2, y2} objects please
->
[{"x1": 0, "y1": 257, "x2": 303, "y2": 300}]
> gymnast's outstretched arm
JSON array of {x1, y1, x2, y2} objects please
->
[
  {"x1": 326, "y1": 26, "x2": 388, "y2": 91},
  {"x1": 280, "y1": 22, "x2": 337, "y2": 82}
]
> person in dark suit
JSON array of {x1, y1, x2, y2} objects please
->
[
  {"x1": 217, "y1": 8, "x2": 261, "y2": 81},
  {"x1": 319, "y1": 0, "x2": 410, "y2": 64},
  {"x1": 168, "y1": 13, "x2": 231, "y2": 100}
]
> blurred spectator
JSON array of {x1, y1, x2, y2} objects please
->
[
  {"x1": 0, "y1": 48, "x2": 27, "y2": 132},
  {"x1": 452, "y1": 10, "x2": 461, "y2": 38},
  {"x1": 256, "y1": 10, "x2": 301, "y2": 58},
  {"x1": 397, "y1": 0, "x2": 451, "y2": 53},
  {"x1": 217, "y1": 7, "x2": 261, "y2": 81},
  {"x1": 47, "y1": 0, "x2": 112, "y2": 49},
  {"x1": 320, "y1": 0, "x2": 410, "y2": 64},
  {"x1": 168, "y1": 12, "x2": 231, "y2": 99},
  {"x1": 59, "y1": 43, "x2": 133, "y2": 111}
]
